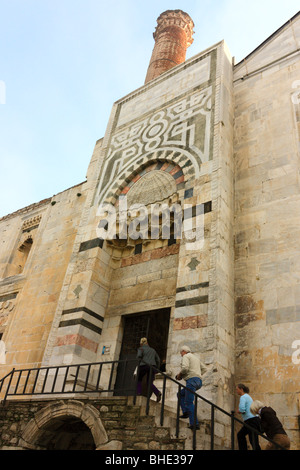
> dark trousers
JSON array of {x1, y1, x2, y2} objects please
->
[
  {"x1": 237, "y1": 417, "x2": 262, "y2": 450},
  {"x1": 137, "y1": 365, "x2": 160, "y2": 397}
]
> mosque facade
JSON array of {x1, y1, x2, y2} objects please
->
[{"x1": 0, "y1": 10, "x2": 299, "y2": 450}]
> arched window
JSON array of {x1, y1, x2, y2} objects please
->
[
  {"x1": 5, "y1": 235, "x2": 34, "y2": 277},
  {"x1": 15, "y1": 236, "x2": 33, "y2": 274},
  {"x1": 5, "y1": 215, "x2": 41, "y2": 278}
]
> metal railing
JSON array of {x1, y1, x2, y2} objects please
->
[
  {"x1": 0, "y1": 360, "x2": 287, "y2": 450},
  {"x1": 0, "y1": 359, "x2": 139, "y2": 404},
  {"x1": 144, "y1": 365, "x2": 287, "y2": 450}
]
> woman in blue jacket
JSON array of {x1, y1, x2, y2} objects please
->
[{"x1": 236, "y1": 384, "x2": 261, "y2": 450}]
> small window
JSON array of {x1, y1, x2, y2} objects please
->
[
  {"x1": 17, "y1": 237, "x2": 33, "y2": 273},
  {"x1": 6, "y1": 236, "x2": 33, "y2": 277}
]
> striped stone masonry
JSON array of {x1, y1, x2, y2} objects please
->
[
  {"x1": 59, "y1": 307, "x2": 104, "y2": 334},
  {"x1": 54, "y1": 307, "x2": 104, "y2": 357}
]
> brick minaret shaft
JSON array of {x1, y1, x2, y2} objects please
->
[{"x1": 145, "y1": 10, "x2": 195, "y2": 84}]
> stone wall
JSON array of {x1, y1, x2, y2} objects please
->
[
  {"x1": 233, "y1": 14, "x2": 300, "y2": 449},
  {"x1": 0, "y1": 397, "x2": 187, "y2": 450},
  {"x1": 0, "y1": 182, "x2": 86, "y2": 376}
]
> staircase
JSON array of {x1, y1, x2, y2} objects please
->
[
  {"x1": 97, "y1": 395, "x2": 214, "y2": 451},
  {"x1": 0, "y1": 360, "x2": 283, "y2": 450}
]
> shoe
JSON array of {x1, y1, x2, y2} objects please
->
[
  {"x1": 179, "y1": 412, "x2": 189, "y2": 419},
  {"x1": 156, "y1": 392, "x2": 162, "y2": 403},
  {"x1": 188, "y1": 424, "x2": 200, "y2": 430}
]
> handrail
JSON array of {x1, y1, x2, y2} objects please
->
[
  {"x1": 0, "y1": 368, "x2": 15, "y2": 405},
  {"x1": 0, "y1": 359, "x2": 139, "y2": 404},
  {"x1": 143, "y1": 365, "x2": 288, "y2": 451},
  {"x1": 0, "y1": 369, "x2": 14, "y2": 392},
  {"x1": 0, "y1": 361, "x2": 287, "y2": 450}
]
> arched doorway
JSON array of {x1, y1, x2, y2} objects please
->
[
  {"x1": 114, "y1": 308, "x2": 171, "y2": 395},
  {"x1": 20, "y1": 400, "x2": 108, "y2": 450},
  {"x1": 33, "y1": 416, "x2": 96, "y2": 450}
]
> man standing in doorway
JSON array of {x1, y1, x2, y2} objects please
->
[{"x1": 175, "y1": 345, "x2": 206, "y2": 430}]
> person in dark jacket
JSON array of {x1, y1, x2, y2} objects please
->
[
  {"x1": 136, "y1": 338, "x2": 162, "y2": 402},
  {"x1": 250, "y1": 400, "x2": 290, "y2": 450}
]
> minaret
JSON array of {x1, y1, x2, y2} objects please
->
[{"x1": 145, "y1": 10, "x2": 195, "y2": 84}]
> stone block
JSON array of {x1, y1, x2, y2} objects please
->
[{"x1": 147, "y1": 278, "x2": 177, "y2": 299}]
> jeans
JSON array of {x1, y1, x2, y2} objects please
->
[
  {"x1": 237, "y1": 417, "x2": 262, "y2": 450},
  {"x1": 179, "y1": 377, "x2": 202, "y2": 426}
]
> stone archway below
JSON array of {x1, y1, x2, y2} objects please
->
[{"x1": 19, "y1": 400, "x2": 113, "y2": 450}]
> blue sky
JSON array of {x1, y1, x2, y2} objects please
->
[{"x1": 0, "y1": 0, "x2": 299, "y2": 218}]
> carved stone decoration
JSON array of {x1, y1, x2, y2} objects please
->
[
  {"x1": 0, "y1": 294, "x2": 17, "y2": 328},
  {"x1": 100, "y1": 159, "x2": 184, "y2": 249},
  {"x1": 126, "y1": 170, "x2": 177, "y2": 207},
  {"x1": 22, "y1": 214, "x2": 42, "y2": 231},
  {"x1": 96, "y1": 85, "x2": 212, "y2": 206}
]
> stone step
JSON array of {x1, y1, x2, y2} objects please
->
[
  {"x1": 127, "y1": 395, "x2": 215, "y2": 450},
  {"x1": 93, "y1": 395, "x2": 226, "y2": 450}
]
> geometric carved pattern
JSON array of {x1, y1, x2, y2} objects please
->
[
  {"x1": 100, "y1": 152, "x2": 190, "y2": 207},
  {"x1": 22, "y1": 215, "x2": 42, "y2": 231},
  {"x1": 96, "y1": 85, "x2": 212, "y2": 205},
  {"x1": 120, "y1": 161, "x2": 184, "y2": 207},
  {"x1": 126, "y1": 172, "x2": 176, "y2": 208}
]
